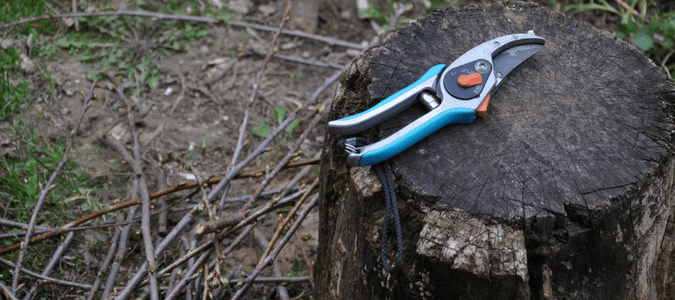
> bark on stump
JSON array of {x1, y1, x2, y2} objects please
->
[{"x1": 317, "y1": 2, "x2": 675, "y2": 300}]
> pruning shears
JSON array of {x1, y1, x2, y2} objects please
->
[{"x1": 328, "y1": 32, "x2": 545, "y2": 167}]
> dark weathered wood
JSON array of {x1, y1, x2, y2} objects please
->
[{"x1": 317, "y1": 1, "x2": 675, "y2": 299}]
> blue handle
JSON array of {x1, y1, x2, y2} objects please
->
[
  {"x1": 358, "y1": 107, "x2": 475, "y2": 166},
  {"x1": 339, "y1": 64, "x2": 447, "y2": 122}
]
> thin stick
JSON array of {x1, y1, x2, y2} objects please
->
[
  {"x1": 21, "y1": 231, "x2": 76, "y2": 300},
  {"x1": 232, "y1": 194, "x2": 319, "y2": 299},
  {"x1": 171, "y1": 186, "x2": 301, "y2": 213},
  {"x1": 256, "y1": 178, "x2": 318, "y2": 267},
  {"x1": 164, "y1": 249, "x2": 212, "y2": 300},
  {"x1": 229, "y1": 277, "x2": 310, "y2": 284},
  {"x1": 106, "y1": 71, "x2": 160, "y2": 300},
  {"x1": 157, "y1": 168, "x2": 169, "y2": 237},
  {"x1": 71, "y1": 0, "x2": 79, "y2": 31},
  {"x1": 11, "y1": 81, "x2": 97, "y2": 292},
  {"x1": 253, "y1": 228, "x2": 289, "y2": 300},
  {"x1": 294, "y1": 231, "x2": 314, "y2": 290},
  {"x1": 196, "y1": 170, "x2": 224, "y2": 290},
  {"x1": 239, "y1": 104, "x2": 329, "y2": 213},
  {"x1": 86, "y1": 212, "x2": 123, "y2": 300},
  {"x1": 231, "y1": 2, "x2": 291, "y2": 166},
  {"x1": 103, "y1": 187, "x2": 139, "y2": 298},
  {"x1": 0, "y1": 257, "x2": 96, "y2": 290},
  {"x1": 0, "y1": 255, "x2": 169, "y2": 293},
  {"x1": 613, "y1": 0, "x2": 650, "y2": 24},
  {"x1": 0, "y1": 154, "x2": 318, "y2": 256},
  {"x1": 661, "y1": 50, "x2": 674, "y2": 80},
  {"x1": 202, "y1": 263, "x2": 209, "y2": 300},
  {"x1": 245, "y1": 49, "x2": 346, "y2": 69},
  {"x1": 0, "y1": 11, "x2": 365, "y2": 50},
  {"x1": 0, "y1": 218, "x2": 54, "y2": 232},
  {"x1": 0, "y1": 281, "x2": 19, "y2": 300}
]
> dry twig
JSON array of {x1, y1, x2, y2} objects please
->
[
  {"x1": 11, "y1": 81, "x2": 97, "y2": 292},
  {"x1": 21, "y1": 232, "x2": 75, "y2": 300},
  {"x1": 0, "y1": 11, "x2": 365, "y2": 50},
  {"x1": 0, "y1": 157, "x2": 319, "y2": 256},
  {"x1": 253, "y1": 228, "x2": 290, "y2": 300},
  {"x1": 245, "y1": 48, "x2": 347, "y2": 69},
  {"x1": 0, "y1": 281, "x2": 19, "y2": 300},
  {"x1": 86, "y1": 212, "x2": 122, "y2": 300},
  {"x1": 0, "y1": 2, "x2": 412, "y2": 298},
  {"x1": 613, "y1": 0, "x2": 651, "y2": 24},
  {"x1": 105, "y1": 71, "x2": 160, "y2": 300},
  {"x1": 231, "y1": 3, "x2": 292, "y2": 167},
  {"x1": 239, "y1": 103, "x2": 328, "y2": 213},
  {"x1": 232, "y1": 194, "x2": 319, "y2": 299}
]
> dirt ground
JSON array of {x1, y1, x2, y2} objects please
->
[
  {"x1": 0, "y1": 0, "x2": 385, "y2": 298},
  {"x1": 0, "y1": 0, "x2": 639, "y2": 299}
]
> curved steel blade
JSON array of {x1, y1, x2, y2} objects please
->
[{"x1": 493, "y1": 43, "x2": 545, "y2": 79}]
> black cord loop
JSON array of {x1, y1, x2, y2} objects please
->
[{"x1": 338, "y1": 138, "x2": 403, "y2": 273}]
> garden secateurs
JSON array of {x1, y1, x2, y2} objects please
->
[{"x1": 329, "y1": 32, "x2": 545, "y2": 167}]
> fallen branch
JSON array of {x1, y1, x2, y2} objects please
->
[
  {"x1": 0, "y1": 11, "x2": 365, "y2": 50},
  {"x1": 255, "y1": 178, "x2": 318, "y2": 270},
  {"x1": 86, "y1": 212, "x2": 122, "y2": 300},
  {"x1": 229, "y1": 276, "x2": 311, "y2": 284},
  {"x1": 613, "y1": 0, "x2": 650, "y2": 24},
  {"x1": 0, "y1": 157, "x2": 318, "y2": 256},
  {"x1": 21, "y1": 232, "x2": 76, "y2": 300},
  {"x1": 253, "y1": 228, "x2": 290, "y2": 300},
  {"x1": 105, "y1": 71, "x2": 160, "y2": 300},
  {"x1": 240, "y1": 103, "x2": 329, "y2": 213},
  {"x1": 232, "y1": 194, "x2": 319, "y2": 299},
  {"x1": 136, "y1": 188, "x2": 308, "y2": 293},
  {"x1": 231, "y1": 2, "x2": 292, "y2": 169},
  {"x1": 245, "y1": 48, "x2": 346, "y2": 70},
  {"x1": 0, "y1": 281, "x2": 19, "y2": 300},
  {"x1": 0, "y1": 257, "x2": 97, "y2": 290},
  {"x1": 11, "y1": 81, "x2": 97, "y2": 292}
]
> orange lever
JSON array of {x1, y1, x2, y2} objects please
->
[
  {"x1": 457, "y1": 73, "x2": 483, "y2": 88},
  {"x1": 475, "y1": 94, "x2": 490, "y2": 118}
]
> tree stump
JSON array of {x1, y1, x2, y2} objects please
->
[{"x1": 317, "y1": 2, "x2": 675, "y2": 299}]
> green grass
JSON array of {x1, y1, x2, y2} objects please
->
[
  {"x1": 252, "y1": 107, "x2": 301, "y2": 139},
  {"x1": 563, "y1": 0, "x2": 675, "y2": 75},
  {"x1": 0, "y1": 239, "x2": 56, "y2": 280},
  {"x1": 359, "y1": 0, "x2": 465, "y2": 31},
  {"x1": 0, "y1": 0, "x2": 217, "y2": 225},
  {"x1": 0, "y1": 47, "x2": 32, "y2": 120},
  {"x1": 0, "y1": 0, "x2": 57, "y2": 36},
  {"x1": 0, "y1": 0, "x2": 104, "y2": 227},
  {"x1": 287, "y1": 258, "x2": 305, "y2": 277},
  {"x1": 0, "y1": 121, "x2": 96, "y2": 224},
  {"x1": 46, "y1": 2, "x2": 213, "y2": 93}
]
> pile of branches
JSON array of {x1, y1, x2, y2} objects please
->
[{"x1": 0, "y1": 2, "x2": 409, "y2": 299}]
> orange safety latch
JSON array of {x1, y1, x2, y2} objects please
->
[{"x1": 457, "y1": 73, "x2": 483, "y2": 88}]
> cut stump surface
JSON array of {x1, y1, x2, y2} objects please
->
[{"x1": 318, "y1": 2, "x2": 675, "y2": 300}]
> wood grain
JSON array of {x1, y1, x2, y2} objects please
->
[
  {"x1": 367, "y1": 3, "x2": 671, "y2": 219},
  {"x1": 317, "y1": 2, "x2": 675, "y2": 299}
]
